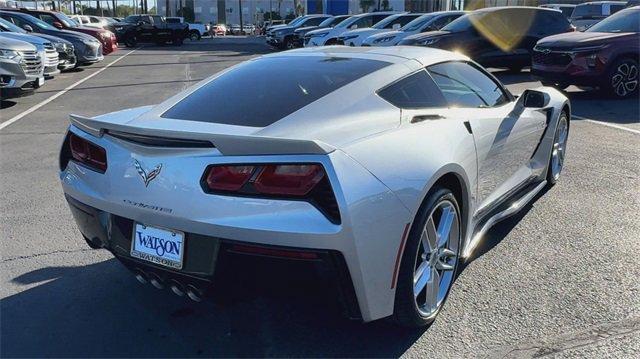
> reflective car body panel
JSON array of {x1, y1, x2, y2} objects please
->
[{"x1": 59, "y1": 46, "x2": 570, "y2": 322}]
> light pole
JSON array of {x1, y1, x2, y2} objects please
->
[{"x1": 238, "y1": 0, "x2": 243, "y2": 35}]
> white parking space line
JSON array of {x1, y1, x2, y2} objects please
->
[
  {"x1": 0, "y1": 47, "x2": 140, "y2": 132},
  {"x1": 573, "y1": 115, "x2": 640, "y2": 135}
]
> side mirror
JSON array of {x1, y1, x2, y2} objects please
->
[
  {"x1": 392, "y1": 23, "x2": 401, "y2": 30},
  {"x1": 52, "y1": 21, "x2": 63, "y2": 29},
  {"x1": 522, "y1": 90, "x2": 549, "y2": 108},
  {"x1": 350, "y1": 24, "x2": 357, "y2": 29},
  {"x1": 23, "y1": 24, "x2": 33, "y2": 32}
]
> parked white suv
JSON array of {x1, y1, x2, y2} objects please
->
[
  {"x1": 166, "y1": 17, "x2": 207, "y2": 40},
  {"x1": 570, "y1": 1, "x2": 627, "y2": 30},
  {"x1": 304, "y1": 11, "x2": 399, "y2": 47}
]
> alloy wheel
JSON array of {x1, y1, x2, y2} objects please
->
[
  {"x1": 413, "y1": 200, "x2": 459, "y2": 318},
  {"x1": 551, "y1": 114, "x2": 569, "y2": 180},
  {"x1": 611, "y1": 61, "x2": 638, "y2": 98}
]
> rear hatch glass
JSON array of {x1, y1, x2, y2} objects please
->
[{"x1": 162, "y1": 56, "x2": 390, "y2": 127}]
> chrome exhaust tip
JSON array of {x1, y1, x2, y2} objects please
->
[
  {"x1": 186, "y1": 285, "x2": 202, "y2": 302},
  {"x1": 169, "y1": 280, "x2": 185, "y2": 297},
  {"x1": 134, "y1": 269, "x2": 147, "y2": 284},
  {"x1": 148, "y1": 273, "x2": 164, "y2": 289}
]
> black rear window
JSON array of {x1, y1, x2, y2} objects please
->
[{"x1": 162, "y1": 56, "x2": 390, "y2": 127}]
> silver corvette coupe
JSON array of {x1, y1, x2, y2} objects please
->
[{"x1": 59, "y1": 46, "x2": 570, "y2": 327}]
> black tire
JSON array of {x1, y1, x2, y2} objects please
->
[
  {"x1": 546, "y1": 111, "x2": 570, "y2": 186},
  {"x1": 604, "y1": 57, "x2": 639, "y2": 99},
  {"x1": 283, "y1": 37, "x2": 297, "y2": 50},
  {"x1": 189, "y1": 30, "x2": 201, "y2": 41},
  {"x1": 124, "y1": 35, "x2": 137, "y2": 48},
  {"x1": 392, "y1": 187, "x2": 462, "y2": 328}
]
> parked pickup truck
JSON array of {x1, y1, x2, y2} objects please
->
[
  {"x1": 111, "y1": 14, "x2": 188, "y2": 47},
  {"x1": 165, "y1": 17, "x2": 206, "y2": 40}
]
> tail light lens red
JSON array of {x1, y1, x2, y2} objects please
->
[
  {"x1": 202, "y1": 163, "x2": 340, "y2": 223},
  {"x1": 68, "y1": 133, "x2": 107, "y2": 172},
  {"x1": 205, "y1": 165, "x2": 255, "y2": 191},
  {"x1": 254, "y1": 164, "x2": 324, "y2": 196}
]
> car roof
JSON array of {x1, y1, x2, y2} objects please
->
[{"x1": 263, "y1": 45, "x2": 468, "y2": 66}]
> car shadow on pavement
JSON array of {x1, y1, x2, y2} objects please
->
[
  {"x1": 462, "y1": 185, "x2": 551, "y2": 265},
  {"x1": 1, "y1": 100, "x2": 17, "y2": 109},
  {"x1": 2, "y1": 255, "x2": 424, "y2": 357}
]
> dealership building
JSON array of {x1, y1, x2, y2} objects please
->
[{"x1": 159, "y1": 1, "x2": 460, "y2": 25}]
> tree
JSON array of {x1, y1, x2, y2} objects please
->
[{"x1": 360, "y1": 0, "x2": 374, "y2": 12}]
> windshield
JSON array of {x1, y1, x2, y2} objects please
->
[
  {"x1": 56, "y1": 12, "x2": 79, "y2": 27},
  {"x1": 442, "y1": 14, "x2": 473, "y2": 32},
  {"x1": 336, "y1": 16, "x2": 359, "y2": 28},
  {"x1": 373, "y1": 14, "x2": 419, "y2": 29},
  {"x1": 402, "y1": 14, "x2": 436, "y2": 31},
  {"x1": 0, "y1": 17, "x2": 26, "y2": 33},
  {"x1": 287, "y1": 17, "x2": 306, "y2": 27},
  {"x1": 123, "y1": 16, "x2": 138, "y2": 23},
  {"x1": 162, "y1": 56, "x2": 390, "y2": 127},
  {"x1": 587, "y1": 9, "x2": 639, "y2": 32},
  {"x1": 29, "y1": 16, "x2": 56, "y2": 30},
  {"x1": 572, "y1": 4, "x2": 605, "y2": 19}
]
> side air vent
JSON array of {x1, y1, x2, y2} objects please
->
[{"x1": 107, "y1": 130, "x2": 215, "y2": 148}]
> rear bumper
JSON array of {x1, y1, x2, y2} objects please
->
[
  {"x1": 59, "y1": 126, "x2": 413, "y2": 322},
  {"x1": 65, "y1": 194, "x2": 362, "y2": 320}
]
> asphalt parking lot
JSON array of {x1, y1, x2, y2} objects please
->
[{"x1": 1, "y1": 38, "x2": 639, "y2": 358}]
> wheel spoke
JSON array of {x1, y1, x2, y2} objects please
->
[
  {"x1": 425, "y1": 267, "x2": 440, "y2": 311},
  {"x1": 423, "y1": 217, "x2": 438, "y2": 253},
  {"x1": 413, "y1": 261, "x2": 430, "y2": 296},
  {"x1": 436, "y1": 206, "x2": 455, "y2": 248}
]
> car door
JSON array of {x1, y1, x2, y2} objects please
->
[
  {"x1": 138, "y1": 16, "x2": 154, "y2": 41},
  {"x1": 427, "y1": 61, "x2": 547, "y2": 213}
]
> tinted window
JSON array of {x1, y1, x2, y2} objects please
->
[
  {"x1": 572, "y1": 4, "x2": 605, "y2": 19},
  {"x1": 162, "y1": 56, "x2": 390, "y2": 127},
  {"x1": 378, "y1": 71, "x2": 447, "y2": 109},
  {"x1": 428, "y1": 62, "x2": 508, "y2": 108},
  {"x1": 401, "y1": 14, "x2": 436, "y2": 31},
  {"x1": 534, "y1": 11, "x2": 571, "y2": 34},
  {"x1": 303, "y1": 17, "x2": 326, "y2": 26},
  {"x1": 587, "y1": 8, "x2": 640, "y2": 32},
  {"x1": 352, "y1": 16, "x2": 374, "y2": 29},
  {"x1": 166, "y1": 18, "x2": 180, "y2": 23}
]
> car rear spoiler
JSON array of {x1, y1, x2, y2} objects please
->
[{"x1": 69, "y1": 114, "x2": 335, "y2": 156}]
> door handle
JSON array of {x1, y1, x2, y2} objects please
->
[{"x1": 411, "y1": 114, "x2": 445, "y2": 123}]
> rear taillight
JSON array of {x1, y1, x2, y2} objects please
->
[
  {"x1": 201, "y1": 163, "x2": 340, "y2": 223},
  {"x1": 254, "y1": 164, "x2": 324, "y2": 196},
  {"x1": 68, "y1": 133, "x2": 107, "y2": 172},
  {"x1": 205, "y1": 165, "x2": 255, "y2": 191}
]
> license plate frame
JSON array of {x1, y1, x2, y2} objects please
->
[{"x1": 130, "y1": 223, "x2": 185, "y2": 270}]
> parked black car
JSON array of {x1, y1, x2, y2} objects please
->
[
  {"x1": 266, "y1": 14, "x2": 332, "y2": 50},
  {"x1": 0, "y1": 10, "x2": 102, "y2": 65},
  {"x1": 400, "y1": 7, "x2": 574, "y2": 72},
  {"x1": 110, "y1": 14, "x2": 189, "y2": 47},
  {"x1": 292, "y1": 15, "x2": 351, "y2": 47}
]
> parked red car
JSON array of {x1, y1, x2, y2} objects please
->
[
  {"x1": 532, "y1": 6, "x2": 639, "y2": 98},
  {"x1": 5, "y1": 8, "x2": 117, "y2": 55}
]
